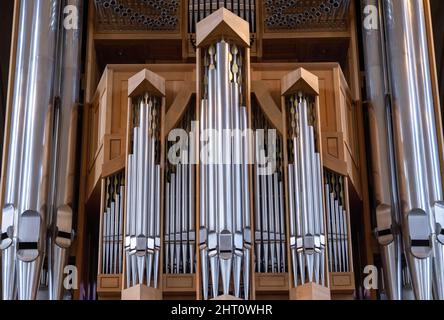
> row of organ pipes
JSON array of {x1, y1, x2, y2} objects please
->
[
  {"x1": 124, "y1": 93, "x2": 162, "y2": 289},
  {"x1": 253, "y1": 108, "x2": 286, "y2": 274},
  {"x1": 1, "y1": 0, "x2": 83, "y2": 300},
  {"x1": 101, "y1": 174, "x2": 125, "y2": 275},
  {"x1": 324, "y1": 171, "x2": 350, "y2": 273},
  {"x1": 198, "y1": 38, "x2": 252, "y2": 299},
  {"x1": 164, "y1": 108, "x2": 196, "y2": 275},
  {"x1": 361, "y1": 0, "x2": 444, "y2": 300},
  {"x1": 285, "y1": 90, "x2": 326, "y2": 287}
]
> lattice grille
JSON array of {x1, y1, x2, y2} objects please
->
[
  {"x1": 94, "y1": 0, "x2": 180, "y2": 32},
  {"x1": 263, "y1": 0, "x2": 350, "y2": 31}
]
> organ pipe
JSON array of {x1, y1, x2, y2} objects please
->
[
  {"x1": 196, "y1": 8, "x2": 252, "y2": 299},
  {"x1": 1, "y1": 0, "x2": 82, "y2": 300},
  {"x1": 361, "y1": 0, "x2": 444, "y2": 300},
  {"x1": 124, "y1": 92, "x2": 163, "y2": 289},
  {"x1": 282, "y1": 70, "x2": 326, "y2": 288}
]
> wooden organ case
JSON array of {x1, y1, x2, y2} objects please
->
[{"x1": 76, "y1": 1, "x2": 372, "y2": 301}]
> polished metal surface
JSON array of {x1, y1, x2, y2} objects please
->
[
  {"x1": 286, "y1": 93, "x2": 326, "y2": 287},
  {"x1": 361, "y1": 0, "x2": 444, "y2": 300},
  {"x1": 124, "y1": 94, "x2": 162, "y2": 288},
  {"x1": 199, "y1": 40, "x2": 251, "y2": 299},
  {"x1": 0, "y1": 0, "x2": 86, "y2": 300}
]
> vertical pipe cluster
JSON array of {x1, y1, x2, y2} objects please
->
[
  {"x1": 199, "y1": 41, "x2": 251, "y2": 299},
  {"x1": 188, "y1": 1, "x2": 256, "y2": 33},
  {"x1": 101, "y1": 173, "x2": 125, "y2": 275},
  {"x1": 324, "y1": 171, "x2": 349, "y2": 273},
  {"x1": 1, "y1": 0, "x2": 82, "y2": 300},
  {"x1": 360, "y1": 0, "x2": 402, "y2": 300},
  {"x1": 361, "y1": 0, "x2": 444, "y2": 300},
  {"x1": 124, "y1": 94, "x2": 162, "y2": 289},
  {"x1": 164, "y1": 109, "x2": 196, "y2": 274},
  {"x1": 253, "y1": 108, "x2": 287, "y2": 274},
  {"x1": 286, "y1": 93, "x2": 326, "y2": 287}
]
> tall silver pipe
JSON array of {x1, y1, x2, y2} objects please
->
[
  {"x1": 1, "y1": 0, "x2": 34, "y2": 300},
  {"x1": 360, "y1": 0, "x2": 402, "y2": 300},
  {"x1": 7, "y1": 0, "x2": 61, "y2": 300},
  {"x1": 382, "y1": 0, "x2": 443, "y2": 300}
]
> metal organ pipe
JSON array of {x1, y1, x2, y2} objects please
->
[
  {"x1": 286, "y1": 92, "x2": 326, "y2": 287},
  {"x1": 360, "y1": 0, "x2": 402, "y2": 300},
  {"x1": 124, "y1": 94, "x2": 162, "y2": 289},
  {"x1": 50, "y1": 0, "x2": 83, "y2": 301},
  {"x1": 200, "y1": 40, "x2": 251, "y2": 299},
  {"x1": 1, "y1": 0, "x2": 83, "y2": 300},
  {"x1": 361, "y1": 0, "x2": 444, "y2": 300},
  {"x1": 163, "y1": 110, "x2": 196, "y2": 278},
  {"x1": 253, "y1": 110, "x2": 286, "y2": 276}
]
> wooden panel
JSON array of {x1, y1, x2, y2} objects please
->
[
  {"x1": 255, "y1": 273, "x2": 289, "y2": 292},
  {"x1": 163, "y1": 274, "x2": 196, "y2": 293},
  {"x1": 329, "y1": 272, "x2": 355, "y2": 294},
  {"x1": 97, "y1": 274, "x2": 123, "y2": 299}
]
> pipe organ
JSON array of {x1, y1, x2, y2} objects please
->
[{"x1": 1, "y1": 0, "x2": 444, "y2": 301}]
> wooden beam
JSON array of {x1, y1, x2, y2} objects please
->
[
  {"x1": 163, "y1": 81, "x2": 196, "y2": 138},
  {"x1": 251, "y1": 80, "x2": 283, "y2": 135}
]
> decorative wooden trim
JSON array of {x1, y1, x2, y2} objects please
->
[
  {"x1": 281, "y1": 67, "x2": 320, "y2": 96},
  {"x1": 196, "y1": 8, "x2": 250, "y2": 47},
  {"x1": 127, "y1": 68, "x2": 166, "y2": 98}
]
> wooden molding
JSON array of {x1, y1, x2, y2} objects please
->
[
  {"x1": 196, "y1": 8, "x2": 250, "y2": 48},
  {"x1": 281, "y1": 68, "x2": 319, "y2": 97},
  {"x1": 127, "y1": 68, "x2": 166, "y2": 98}
]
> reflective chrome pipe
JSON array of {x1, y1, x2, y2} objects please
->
[
  {"x1": 360, "y1": 0, "x2": 402, "y2": 300},
  {"x1": 125, "y1": 94, "x2": 161, "y2": 288},
  {"x1": 324, "y1": 171, "x2": 350, "y2": 274},
  {"x1": 200, "y1": 41, "x2": 251, "y2": 299},
  {"x1": 286, "y1": 93, "x2": 326, "y2": 287},
  {"x1": 252, "y1": 112, "x2": 286, "y2": 277},
  {"x1": 360, "y1": 0, "x2": 444, "y2": 300},
  {"x1": 101, "y1": 175, "x2": 124, "y2": 276},
  {"x1": 0, "y1": 0, "x2": 82, "y2": 300}
]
